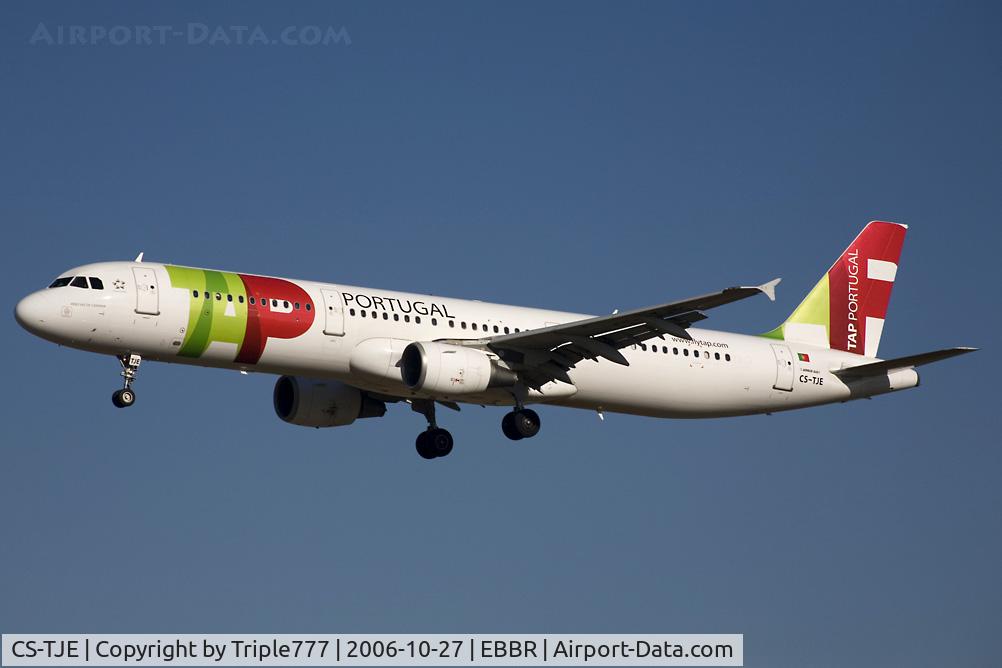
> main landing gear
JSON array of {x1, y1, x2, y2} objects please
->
[
  {"x1": 112, "y1": 353, "x2": 141, "y2": 408},
  {"x1": 407, "y1": 398, "x2": 542, "y2": 457},
  {"x1": 411, "y1": 400, "x2": 454, "y2": 460},
  {"x1": 501, "y1": 408, "x2": 541, "y2": 441}
]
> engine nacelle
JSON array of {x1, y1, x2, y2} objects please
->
[
  {"x1": 273, "y1": 376, "x2": 386, "y2": 428},
  {"x1": 401, "y1": 341, "x2": 516, "y2": 395}
]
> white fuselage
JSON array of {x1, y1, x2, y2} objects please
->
[{"x1": 15, "y1": 261, "x2": 911, "y2": 419}]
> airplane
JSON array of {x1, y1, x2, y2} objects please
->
[{"x1": 14, "y1": 221, "x2": 975, "y2": 459}]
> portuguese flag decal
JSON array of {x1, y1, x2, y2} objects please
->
[{"x1": 797, "y1": 353, "x2": 811, "y2": 362}]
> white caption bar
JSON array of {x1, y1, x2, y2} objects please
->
[{"x1": 2, "y1": 635, "x2": 742, "y2": 666}]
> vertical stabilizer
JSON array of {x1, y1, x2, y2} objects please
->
[{"x1": 763, "y1": 221, "x2": 907, "y2": 357}]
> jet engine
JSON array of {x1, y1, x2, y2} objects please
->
[
  {"x1": 273, "y1": 376, "x2": 386, "y2": 428},
  {"x1": 400, "y1": 341, "x2": 516, "y2": 395}
]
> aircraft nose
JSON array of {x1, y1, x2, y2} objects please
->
[{"x1": 14, "y1": 291, "x2": 48, "y2": 335}]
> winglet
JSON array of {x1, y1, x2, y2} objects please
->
[
  {"x1": 134, "y1": 251, "x2": 144, "y2": 263},
  {"x1": 757, "y1": 277, "x2": 781, "y2": 302}
]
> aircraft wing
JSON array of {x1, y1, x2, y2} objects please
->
[{"x1": 480, "y1": 278, "x2": 781, "y2": 389}]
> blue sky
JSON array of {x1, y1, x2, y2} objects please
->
[{"x1": 1, "y1": 2, "x2": 999, "y2": 666}]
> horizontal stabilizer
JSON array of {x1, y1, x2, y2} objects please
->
[{"x1": 833, "y1": 347, "x2": 977, "y2": 379}]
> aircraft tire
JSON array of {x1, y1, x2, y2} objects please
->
[
  {"x1": 112, "y1": 388, "x2": 135, "y2": 408},
  {"x1": 513, "y1": 409, "x2": 540, "y2": 438},
  {"x1": 416, "y1": 431, "x2": 438, "y2": 459},
  {"x1": 501, "y1": 412, "x2": 524, "y2": 441},
  {"x1": 429, "y1": 428, "x2": 454, "y2": 457}
]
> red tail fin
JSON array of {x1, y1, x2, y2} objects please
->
[
  {"x1": 766, "y1": 221, "x2": 907, "y2": 357},
  {"x1": 829, "y1": 221, "x2": 906, "y2": 356}
]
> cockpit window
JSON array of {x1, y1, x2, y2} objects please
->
[
  {"x1": 89, "y1": 277, "x2": 104, "y2": 290},
  {"x1": 48, "y1": 277, "x2": 72, "y2": 288},
  {"x1": 70, "y1": 276, "x2": 88, "y2": 289}
]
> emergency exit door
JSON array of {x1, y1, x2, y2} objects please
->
[
  {"x1": 321, "y1": 289, "x2": 345, "y2": 336},
  {"x1": 132, "y1": 267, "x2": 160, "y2": 315},
  {"x1": 770, "y1": 343, "x2": 795, "y2": 391}
]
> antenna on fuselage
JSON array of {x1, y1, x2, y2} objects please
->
[{"x1": 134, "y1": 252, "x2": 144, "y2": 263}]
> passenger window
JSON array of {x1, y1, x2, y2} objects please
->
[
  {"x1": 204, "y1": 291, "x2": 210, "y2": 299},
  {"x1": 725, "y1": 354, "x2": 731, "y2": 361},
  {"x1": 192, "y1": 290, "x2": 199, "y2": 298},
  {"x1": 227, "y1": 294, "x2": 233, "y2": 302},
  {"x1": 294, "y1": 302, "x2": 300, "y2": 310},
  {"x1": 448, "y1": 320, "x2": 454, "y2": 328},
  {"x1": 48, "y1": 277, "x2": 72, "y2": 288},
  {"x1": 493, "y1": 325, "x2": 499, "y2": 333},
  {"x1": 673, "y1": 347, "x2": 679, "y2": 355},
  {"x1": 514, "y1": 328, "x2": 520, "y2": 333},
  {"x1": 250, "y1": 297, "x2": 256, "y2": 305},
  {"x1": 89, "y1": 277, "x2": 104, "y2": 290},
  {"x1": 394, "y1": 314, "x2": 399, "y2": 321},
  {"x1": 383, "y1": 313, "x2": 389, "y2": 320},
  {"x1": 272, "y1": 300, "x2": 278, "y2": 307},
  {"x1": 415, "y1": 316, "x2": 422, "y2": 324},
  {"x1": 349, "y1": 308, "x2": 355, "y2": 316},
  {"x1": 283, "y1": 301, "x2": 289, "y2": 308},
  {"x1": 70, "y1": 276, "x2": 88, "y2": 288},
  {"x1": 461, "y1": 322, "x2": 467, "y2": 329},
  {"x1": 662, "y1": 346, "x2": 668, "y2": 354},
  {"x1": 305, "y1": 303, "x2": 311, "y2": 311},
  {"x1": 715, "y1": 352, "x2": 720, "y2": 360},
  {"x1": 432, "y1": 318, "x2": 437, "y2": 326},
  {"x1": 504, "y1": 327, "x2": 509, "y2": 334},
  {"x1": 371, "y1": 311, "x2": 377, "y2": 319},
  {"x1": 215, "y1": 293, "x2": 222, "y2": 301},
  {"x1": 238, "y1": 295, "x2": 245, "y2": 304},
  {"x1": 404, "y1": 315, "x2": 410, "y2": 323},
  {"x1": 640, "y1": 344, "x2": 647, "y2": 351},
  {"x1": 683, "y1": 349, "x2": 689, "y2": 356}
]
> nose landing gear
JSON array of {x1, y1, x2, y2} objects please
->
[{"x1": 112, "y1": 354, "x2": 141, "y2": 408}]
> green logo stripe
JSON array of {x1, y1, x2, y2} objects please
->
[
  {"x1": 166, "y1": 266, "x2": 248, "y2": 358},
  {"x1": 762, "y1": 273, "x2": 830, "y2": 342}
]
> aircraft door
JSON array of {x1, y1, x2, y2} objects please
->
[
  {"x1": 132, "y1": 267, "x2": 160, "y2": 315},
  {"x1": 321, "y1": 289, "x2": 345, "y2": 336},
  {"x1": 770, "y1": 343, "x2": 794, "y2": 391}
]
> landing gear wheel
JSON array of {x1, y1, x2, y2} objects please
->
[
  {"x1": 501, "y1": 412, "x2": 524, "y2": 441},
  {"x1": 416, "y1": 428, "x2": 454, "y2": 459},
  {"x1": 416, "y1": 431, "x2": 437, "y2": 459},
  {"x1": 411, "y1": 400, "x2": 454, "y2": 459},
  {"x1": 429, "y1": 428, "x2": 454, "y2": 457},
  {"x1": 113, "y1": 354, "x2": 141, "y2": 409},
  {"x1": 512, "y1": 408, "x2": 541, "y2": 438},
  {"x1": 112, "y1": 388, "x2": 136, "y2": 408}
]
